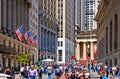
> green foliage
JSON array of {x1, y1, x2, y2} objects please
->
[{"x1": 17, "y1": 52, "x2": 31, "y2": 65}]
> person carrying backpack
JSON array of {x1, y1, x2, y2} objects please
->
[
  {"x1": 47, "y1": 65, "x2": 53, "y2": 79},
  {"x1": 37, "y1": 67, "x2": 42, "y2": 79},
  {"x1": 28, "y1": 65, "x2": 37, "y2": 79},
  {"x1": 55, "y1": 67, "x2": 61, "y2": 79},
  {"x1": 102, "y1": 71, "x2": 108, "y2": 79},
  {"x1": 70, "y1": 69, "x2": 75, "y2": 79}
]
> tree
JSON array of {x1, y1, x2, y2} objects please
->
[{"x1": 17, "y1": 52, "x2": 31, "y2": 65}]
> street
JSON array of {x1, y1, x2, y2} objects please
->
[{"x1": 13, "y1": 71, "x2": 120, "y2": 79}]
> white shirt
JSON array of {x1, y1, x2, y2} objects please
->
[
  {"x1": 20, "y1": 67, "x2": 24, "y2": 72},
  {"x1": 47, "y1": 66, "x2": 52, "y2": 73}
]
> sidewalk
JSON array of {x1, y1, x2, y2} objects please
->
[{"x1": 90, "y1": 71, "x2": 100, "y2": 79}]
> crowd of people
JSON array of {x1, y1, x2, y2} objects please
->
[
  {"x1": 19, "y1": 63, "x2": 91, "y2": 79},
  {"x1": 0, "y1": 63, "x2": 120, "y2": 79}
]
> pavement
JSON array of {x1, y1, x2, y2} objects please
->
[
  {"x1": 15, "y1": 73, "x2": 58, "y2": 79},
  {"x1": 90, "y1": 71, "x2": 120, "y2": 79},
  {"x1": 15, "y1": 71, "x2": 120, "y2": 79},
  {"x1": 90, "y1": 71, "x2": 100, "y2": 79}
]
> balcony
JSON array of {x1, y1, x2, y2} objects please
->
[{"x1": 0, "y1": 44, "x2": 17, "y2": 55}]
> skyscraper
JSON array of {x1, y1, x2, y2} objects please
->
[
  {"x1": 74, "y1": 0, "x2": 81, "y2": 35},
  {"x1": 57, "y1": 0, "x2": 75, "y2": 63},
  {"x1": 80, "y1": 0, "x2": 100, "y2": 31}
]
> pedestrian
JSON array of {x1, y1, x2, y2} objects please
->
[
  {"x1": 115, "y1": 65, "x2": 119, "y2": 76},
  {"x1": 4, "y1": 67, "x2": 11, "y2": 79},
  {"x1": 20, "y1": 65, "x2": 28, "y2": 79},
  {"x1": 47, "y1": 65, "x2": 53, "y2": 79},
  {"x1": 99, "y1": 71, "x2": 103, "y2": 79},
  {"x1": 106, "y1": 68, "x2": 109, "y2": 77},
  {"x1": 37, "y1": 66, "x2": 42, "y2": 79},
  {"x1": 102, "y1": 71, "x2": 108, "y2": 79},
  {"x1": 9, "y1": 66, "x2": 15, "y2": 79},
  {"x1": 28, "y1": 65, "x2": 37, "y2": 79}
]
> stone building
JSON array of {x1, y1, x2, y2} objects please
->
[
  {"x1": 95, "y1": 0, "x2": 120, "y2": 66},
  {"x1": 38, "y1": 0, "x2": 58, "y2": 62},
  {"x1": 0, "y1": 0, "x2": 38, "y2": 68},
  {"x1": 76, "y1": 30, "x2": 97, "y2": 64},
  {"x1": 29, "y1": 0, "x2": 39, "y2": 65}
]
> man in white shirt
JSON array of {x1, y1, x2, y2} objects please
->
[{"x1": 47, "y1": 65, "x2": 52, "y2": 79}]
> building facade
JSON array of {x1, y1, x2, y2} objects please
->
[
  {"x1": 76, "y1": 30, "x2": 97, "y2": 64},
  {"x1": 80, "y1": 0, "x2": 100, "y2": 31},
  {"x1": 95, "y1": 0, "x2": 120, "y2": 66},
  {"x1": 38, "y1": 0, "x2": 58, "y2": 62},
  {"x1": 57, "y1": 0, "x2": 75, "y2": 63},
  {"x1": 0, "y1": 0, "x2": 37, "y2": 67},
  {"x1": 29, "y1": 0, "x2": 39, "y2": 64},
  {"x1": 74, "y1": 0, "x2": 81, "y2": 35}
]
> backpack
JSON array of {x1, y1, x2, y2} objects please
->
[
  {"x1": 56, "y1": 68, "x2": 61, "y2": 76},
  {"x1": 37, "y1": 68, "x2": 42, "y2": 74},
  {"x1": 102, "y1": 76, "x2": 108, "y2": 79},
  {"x1": 56, "y1": 68, "x2": 60, "y2": 73}
]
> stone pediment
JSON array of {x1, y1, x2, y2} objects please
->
[{"x1": 77, "y1": 29, "x2": 97, "y2": 37}]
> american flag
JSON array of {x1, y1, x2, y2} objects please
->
[
  {"x1": 15, "y1": 26, "x2": 23, "y2": 41},
  {"x1": 24, "y1": 31, "x2": 31, "y2": 45},
  {"x1": 70, "y1": 56, "x2": 76, "y2": 60},
  {"x1": 31, "y1": 35, "x2": 37, "y2": 47}
]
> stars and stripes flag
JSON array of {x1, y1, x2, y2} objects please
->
[
  {"x1": 31, "y1": 35, "x2": 37, "y2": 47},
  {"x1": 15, "y1": 26, "x2": 23, "y2": 41},
  {"x1": 70, "y1": 55, "x2": 76, "y2": 60},
  {"x1": 24, "y1": 31, "x2": 31, "y2": 45}
]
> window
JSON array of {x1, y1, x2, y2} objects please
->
[
  {"x1": 109, "y1": 21, "x2": 112, "y2": 51},
  {"x1": 58, "y1": 41, "x2": 60, "y2": 46},
  {"x1": 58, "y1": 50, "x2": 62, "y2": 61},
  {"x1": 110, "y1": 59, "x2": 112, "y2": 67},
  {"x1": 114, "y1": 58, "x2": 117, "y2": 66},
  {"x1": 48, "y1": 56, "x2": 50, "y2": 59},
  {"x1": 61, "y1": 41, "x2": 63, "y2": 46},
  {"x1": 106, "y1": 27, "x2": 108, "y2": 54},
  {"x1": 114, "y1": 14, "x2": 118, "y2": 49}
]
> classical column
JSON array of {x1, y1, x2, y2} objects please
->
[
  {"x1": 24, "y1": 1, "x2": 27, "y2": 31},
  {"x1": 12, "y1": 0, "x2": 16, "y2": 34},
  {"x1": 2, "y1": 0, "x2": 7, "y2": 33},
  {"x1": 50, "y1": 33, "x2": 52, "y2": 52},
  {"x1": 26, "y1": 3, "x2": 29, "y2": 30},
  {"x1": 49, "y1": 32, "x2": 51, "y2": 52},
  {"x1": 83, "y1": 42, "x2": 87, "y2": 60},
  {"x1": 90, "y1": 42, "x2": 94, "y2": 60},
  {"x1": 20, "y1": 0, "x2": 24, "y2": 30},
  {"x1": 76, "y1": 43, "x2": 80, "y2": 60},
  {"x1": 16, "y1": 0, "x2": 21, "y2": 26},
  {"x1": 7, "y1": 0, "x2": 12, "y2": 33},
  {"x1": 0, "y1": 0, "x2": 1, "y2": 31}
]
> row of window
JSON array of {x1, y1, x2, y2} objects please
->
[
  {"x1": 40, "y1": 20, "x2": 56, "y2": 31},
  {"x1": 106, "y1": 14, "x2": 118, "y2": 53}
]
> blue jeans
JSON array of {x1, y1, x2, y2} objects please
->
[
  {"x1": 48, "y1": 73, "x2": 52, "y2": 79},
  {"x1": 29, "y1": 76, "x2": 36, "y2": 79}
]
